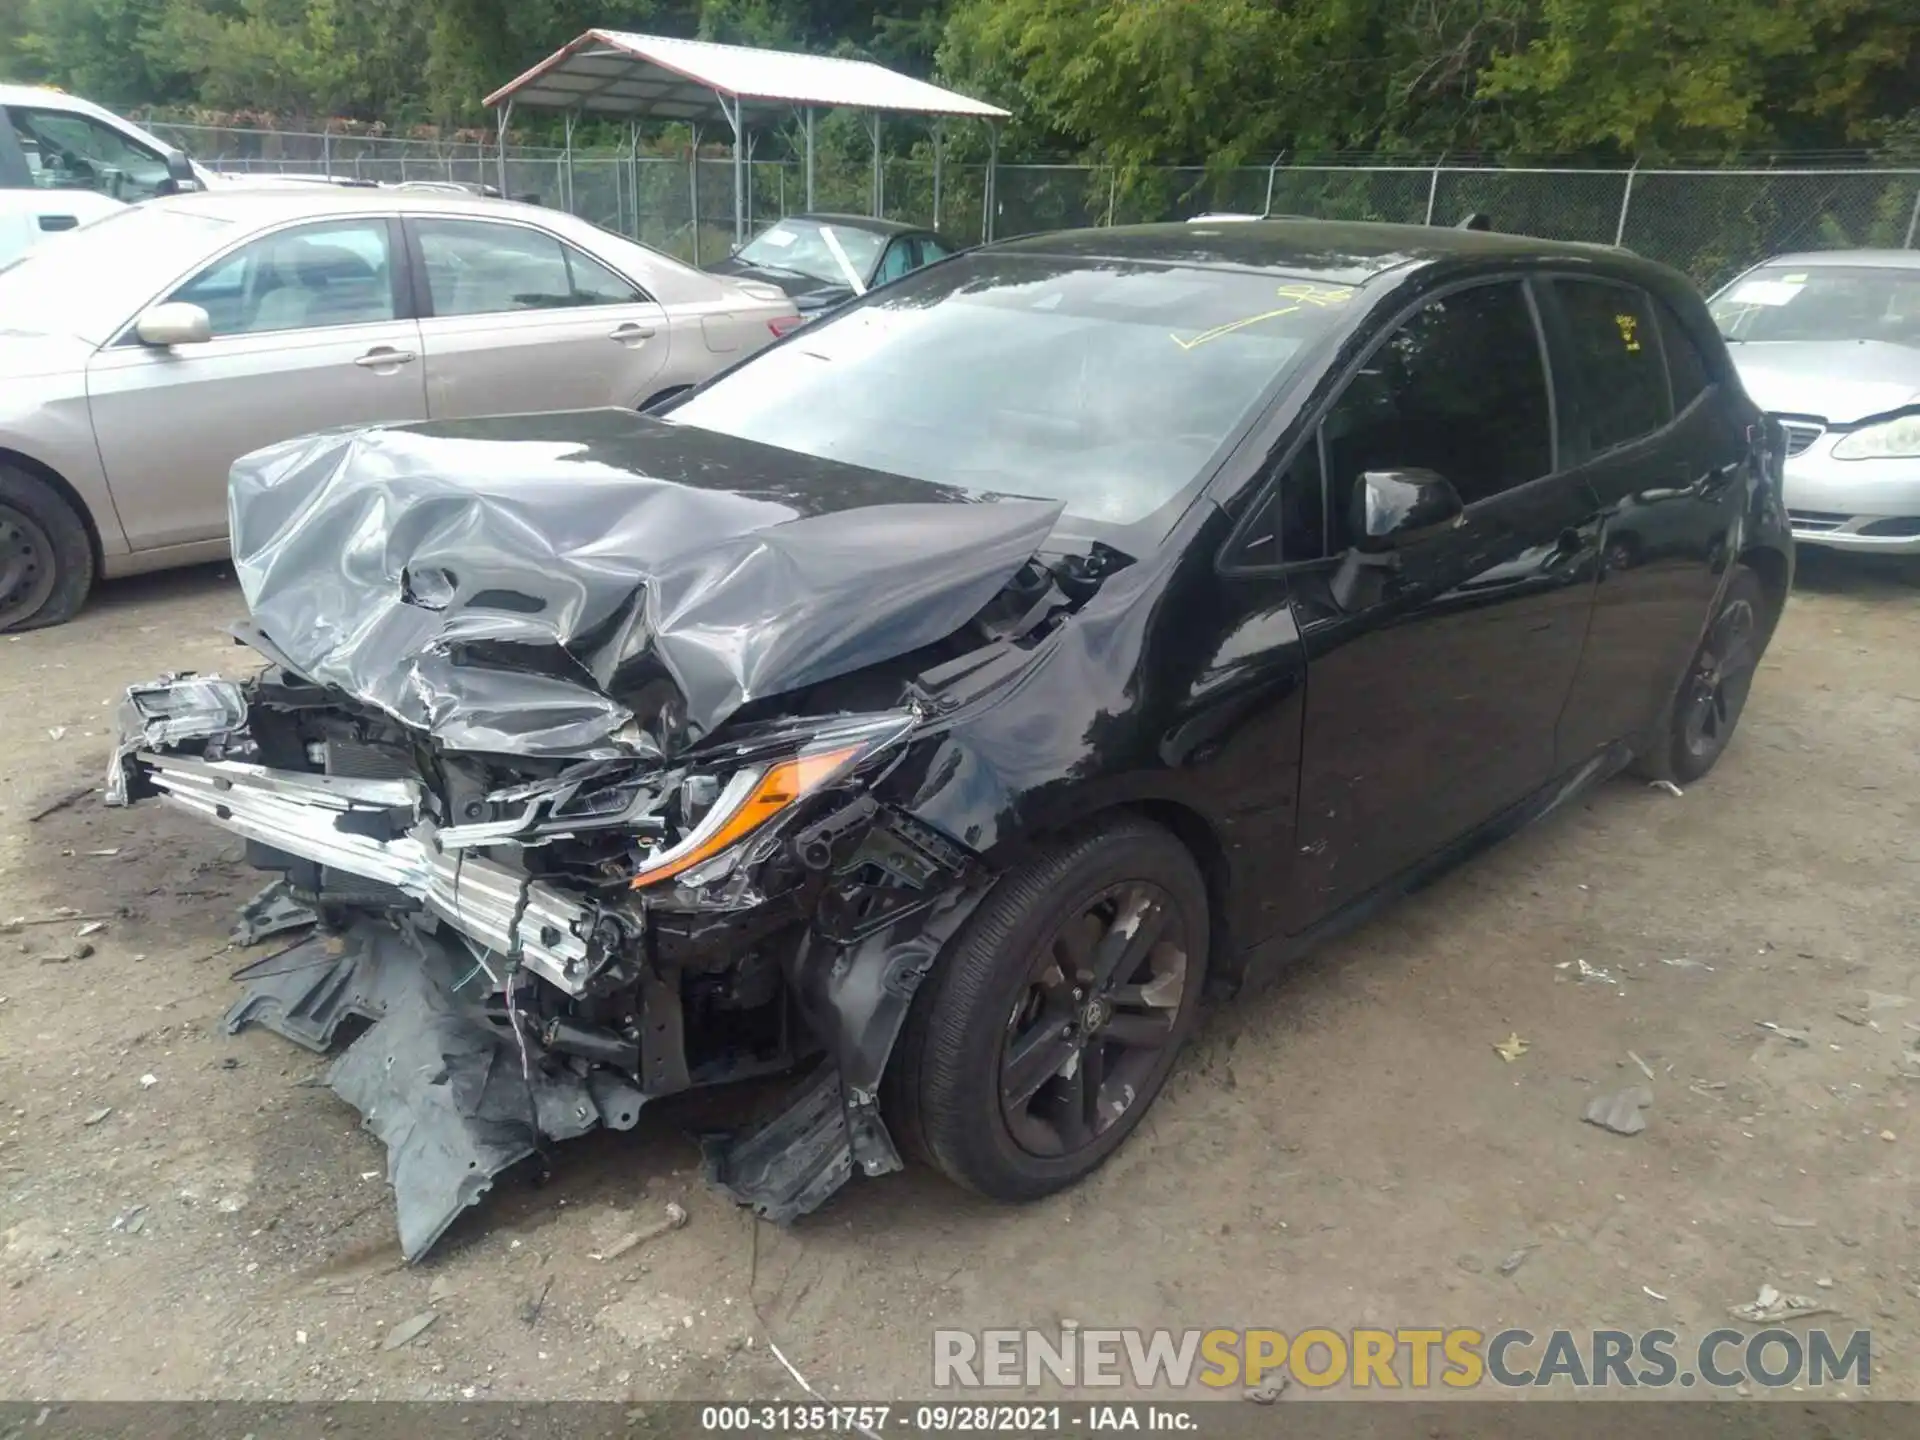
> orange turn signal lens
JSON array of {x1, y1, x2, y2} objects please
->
[{"x1": 629, "y1": 744, "x2": 863, "y2": 889}]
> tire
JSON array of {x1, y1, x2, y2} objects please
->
[
  {"x1": 884, "y1": 816, "x2": 1209, "y2": 1202},
  {"x1": 1636, "y1": 565, "x2": 1768, "y2": 785},
  {"x1": 0, "y1": 465, "x2": 93, "y2": 633}
]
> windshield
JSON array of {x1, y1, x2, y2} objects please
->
[
  {"x1": 1711, "y1": 264, "x2": 1920, "y2": 347},
  {"x1": 0, "y1": 206, "x2": 233, "y2": 343},
  {"x1": 736, "y1": 220, "x2": 886, "y2": 288},
  {"x1": 668, "y1": 254, "x2": 1355, "y2": 528}
]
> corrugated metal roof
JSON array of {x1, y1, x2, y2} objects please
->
[{"x1": 485, "y1": 31, "x2": 1009, "y2": 121}]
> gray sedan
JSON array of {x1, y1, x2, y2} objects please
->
[
  {"x1": 0, "y1": 188, "x2": 800, "y2": 629},
  {"x1": 1711, "y1": 250, "x2": 1920, "y2": 564}
]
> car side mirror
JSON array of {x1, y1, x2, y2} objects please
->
[
  {"x1": 160, "y1": 148, "x2": 202, "y2": 195},
  {"x1": 135, "y1": 302, "x2": 212, "y2": 347},
  {"x1": 1351, "y1": 469, "x2": 1465, "y2": 553}
]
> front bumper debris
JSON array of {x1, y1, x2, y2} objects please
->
[{"x1": 227, "y1": 922, "x2": 642, "y2": 1260}]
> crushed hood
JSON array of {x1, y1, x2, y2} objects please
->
[
  {"x1": 1729, "y1": 340, "x2": 1920, "y2": 425},
  {"x1": 229, "y1": 409, "x2": 1062, "y2": 757}
]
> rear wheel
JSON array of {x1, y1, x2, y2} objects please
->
[
  {"x1": 0, "y1": 466, "x2": 93, "y2": 632},
  {"x1": 1639, "y1": 565, "x2": 1768, "y2": 785},
  {"x1": 885, "y1": 818, "x2": 1208, "y2": 1201}
]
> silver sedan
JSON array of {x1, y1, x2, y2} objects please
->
[
  {"x1": 1711, "y1": 250, "x2": 1920, "y2": 563},
  {"x1": 0, "y1": 188, "x2": 799, "y2": 629}
]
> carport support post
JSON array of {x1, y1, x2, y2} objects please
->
[
  {"x1": 627, "y1": 122, "x2": 641, "y2": 239},
  {"x1": 984, "y1": 123, "x2": 999, "y2": 242},
  {"x1": 805, "y1": 108, "x2": 816, "y2": 211},
  {"x1": 688, "y1": 123, "x2": 702, "y2": 265},
  {"x1": 494, "y1": 102, "x2": 512, "y2": 200},
  {"x1": 870, "y1": 111, "x2": 883, "y2": 218},
  {"x1": 563, "y1": 111, "x2": 577, "y2": 216},
  {"x1": 1904, "y1": 182, "x2": 1920, "y2": 249},
  {"x1": 932, "y1": 123, "x2": 944, "y2": 230},
  {"x1": 718, "y1": 93, "x2": 745, "y2": 250},
  {"x1": 1614, "y1": 162, "x2": 1639, "y2": 247},
  {"x1": 1424, "y1": 153, "x2": 1443, "y2": 225}
]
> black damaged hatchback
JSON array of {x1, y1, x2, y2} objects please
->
[{"x1": 111, "y1": 220, "x2": 1792, "y2": 1258}]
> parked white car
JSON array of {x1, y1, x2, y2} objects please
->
[{"x1": 0, "y1": 84, "x2": 209, "y2": 265}]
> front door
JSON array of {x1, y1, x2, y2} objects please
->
[
  {"x1": 1279, "y1": 278, "x2": 1602, "y2": 924},
  {"x1": 405, "y1": 215, "x2": 670, "y2": 419},
  {"x1": 87, "y1": 215, "x2": 426, "y2": 549}
]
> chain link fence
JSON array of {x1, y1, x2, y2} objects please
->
[{"x1": 142, "y1": 120, "x2": 1920, "y2": 289}]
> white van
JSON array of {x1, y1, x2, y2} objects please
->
[{"x1": 0, "y1": 85, "x2": 208, "y2": 266}]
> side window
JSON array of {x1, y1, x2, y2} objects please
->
[
  {"x1": 10, "y1": 107, "x2": 169, "y2": 202},
  {"x1": 415, "y1": 218, "x2": 639, "y2": 315},
  {"x1": 1655, "y1": 301, "x2": 1712, "y2": 413},
  {"x1": 874, "y1": 238, "x2": 918, "y2": 285},
  {"x1": 1552, "y1": 279, "x2": 1671, "y2": 452},
  {"x1": 1321, "y1": 281, "x2": 1552, "y2": 550},
  {"x1": 165, "y1": 220, "x2": 395, "y2": 337},
  {"x1": 564, "y1": 245, "x2": 644, "y2": 304},
  {"x1": 920, "y1": 237, "x2": 952, "y2": 263}
]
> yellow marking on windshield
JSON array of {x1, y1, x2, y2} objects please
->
[{"x1": 1171, "y1": 282, "x2": 1354, "y2": 351}]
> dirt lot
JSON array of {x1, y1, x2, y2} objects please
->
[{"x1": 0, "y1": 554, "x2": 1916, "y2": 1403}]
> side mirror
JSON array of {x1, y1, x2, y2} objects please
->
[
  {"x1": 1351, "y1": 469, "x2": 1464, "y2": 553},
  {"x1": 160, "y1": 147, "x2": 202, "y2": 195},
  {"x1": 135, "y1": 302, "x2": 212, "y2": 347}
]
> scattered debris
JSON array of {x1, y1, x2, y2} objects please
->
[
  {"x1": 426, "y1": 1276, "x2": 457, "y2": 1304},
  {"x1": 1242, "y1": 1381, "x2": 1288, "y2": 1404},
  {"x1": 1863, "y1": 991, "x2": 1911, "y2": 1011},
  {"x1": 382, "y1": 1311, "x2": 439, "y2": 1350},
  {"x1": 1456, "y1": 1254, "x2": 1484, "y2": 1275},
  {"x1": 594, "y1": 1201, "x2": 690, "y2": 1261},
  {"x1": 84, "y1": 848, "x2": 121, "y2": 858},
  {"x1": 75, "y1": 920, "x2": 106, "y2": 939},
  {"x1": 1494, "y1": 1033, "x2": 1530, "y2": 1063},
  {"x1": 1660, "y1": 956, "x2": 1715, "y2": 972},
  {"x1": 1816, "y1": 1277, "x2": 1835, "y2": 1289},
  {"x1": 1834, "y1": 1008, "x2": 1870, "y2": 1028},
  {"x1": 1879, "y1": 1130, "x2": 1897, "y2": 1143},
  {"x1": 1729, "y1": 1284, "x2": 1834, "y2": 1324},
  {"x1": 138, "y1": 1074, "x2": 158, "y2": 1089},
  {"x1": 1498, "y1": 1245, "x2": 1537, "y2": 1277},
  {"x1": 25, "y1": 784, "x2": 93, "y2": 822},
  {"x1": 1582, "y1": 1086, "x2": 1653, "y2": 1136},
  {"x1": 1574, "y1": 958, "x2": 1619, "y2": 985},
  {"x1": 231, "y1": 880, "x2": 319, "y2": 947},
  {"x1": 1643, "y1": 1285, "x2": 1668, "y2": 1302},
  {"x1": 1756, "y1": 1021, "x2": 1810, "y2": 1047},
  {"x1": 1627, "y1": 1050, "x2": 1655, "y2": 1080},
  {"x1": 520, "y1": 1277, "x2": 554, "y2": 1326},
  {"x1": 110, "y1": 1205, "x2": 147, "y2": 1235},
  {"x1": 46, "y1": 726, "x2": 67, "y2": 741},
  {"x1": 82, "y1": 1107, "x2": 112, "y2": 1127},
  {"x1": 1648, "y1": 780, "x2": 1684, "y2": 797},
  {"x1": 2, "y1": 909, "x2": 113, "y2": 934},
  {"x1": 1769, "y1": 1214, "x2": 1818, "y2": 1229}
]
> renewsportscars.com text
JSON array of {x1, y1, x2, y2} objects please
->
[{"x1": 933, "y1": 1326, "x2": 1870, "y2": 1391}]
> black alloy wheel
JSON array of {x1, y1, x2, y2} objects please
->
[
  {"x1": 1643, "y1": 564, "x2": 1769, "y2": 785},
  {"x1": 885, "y1": 818, "x2": 1209, "y2": 1201},
  {"x1": 998, "y1": 880, "x2": 1189, "y2": 1158}
]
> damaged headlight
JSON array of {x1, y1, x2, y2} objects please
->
[{"x1": 631, "y1": 711, "x2": 917, "y2": 889}]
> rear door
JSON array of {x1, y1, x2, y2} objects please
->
[
  {"x1": 1542, "y1": 277, "x2": 1749, "y2": 762},
  {"x1": 1274, "y1": 277, "x2": 1602, "y2": 920},
  {"x1": 404, "y1": 214, "x2": 670, "y2": 418},
  {"x1": 87, "y1": 215, "x2": 427, "y2": 549}
]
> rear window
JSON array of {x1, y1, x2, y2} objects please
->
[
  {"x1": 668, "y1": 255, "x2": 1356, "y2": 529},
  {"x1": 1552, "y1": 279, "x2": 1671, "y2": 453}
]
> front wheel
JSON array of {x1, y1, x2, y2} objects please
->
[
  {"x1": 1640, "y1": 565, "x2": 1769, "y2": 785},
  {"x1": 884, "y1": 817, "x2": 1209, "y2": 1201},
  {"x1": 1, "y1": 466, "x2": 93, "y2": 632}
]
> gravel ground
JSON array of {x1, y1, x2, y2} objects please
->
[{"x1": 0, "y1": 553, "x2": 1915, "y2": 1402}]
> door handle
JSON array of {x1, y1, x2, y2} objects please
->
[
  {"x1": 354, "y1": 347, "x2": 416, "y2": 368},
  {"x1": 37, "y1": 214, "x2": 79, "y2": 232},
  {"x1": 608, "y1": 323, "x2": 656, "y2": 342}
]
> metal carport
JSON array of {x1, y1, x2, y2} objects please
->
[{"x1": 483, "y1": 31, "x2": 1010, "y2": 257}]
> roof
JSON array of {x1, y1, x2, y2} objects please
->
[
  {"x1": 484, "y1": 30, "x2": 1009, "y2": 122},
  {"x1": 1758, "y1": 249, "x2": 1920, "y2": 270},
  {"x1": 155, "y1": 187, "x2": 562, "y2": 228},
  {"x1": 784, "y1": 212, "x2": 923, "y2": 236},
  {"x1": 994, "y1": 219, "x2": 1637, "y2": 286}
]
